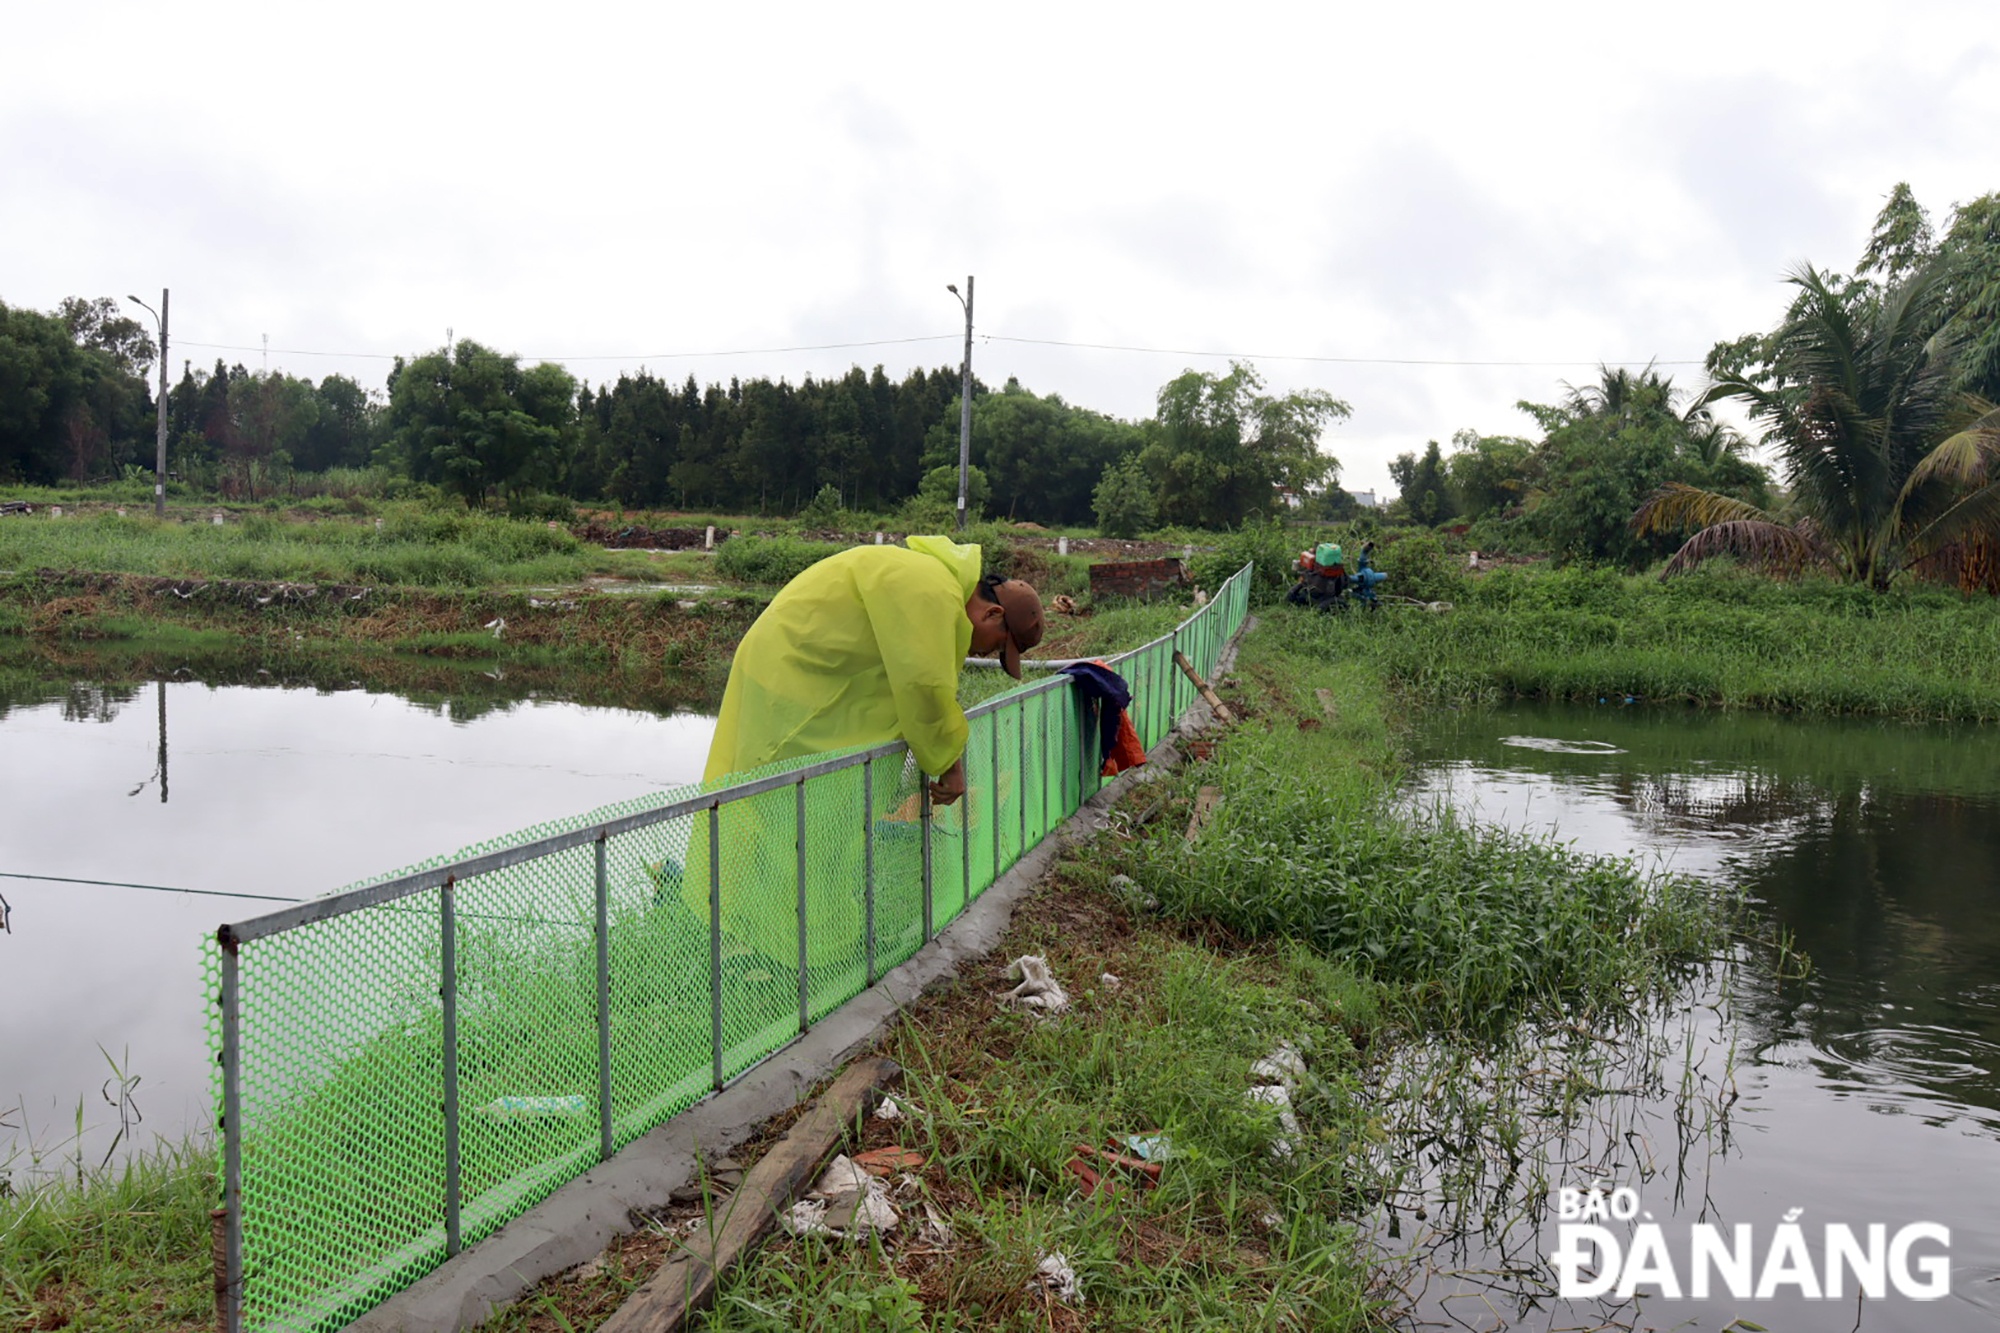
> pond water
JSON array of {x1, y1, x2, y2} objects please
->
[
  {"x1": 0, "y1": 672, "x2": 716, "y2": 1177},
  {"x1": 1395, "y1": 702, "x2": 2000, "y2": 1332}
]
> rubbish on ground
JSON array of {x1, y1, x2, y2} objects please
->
[
  {"x1": 1107, "y1": 873, "x2": 1159, "y2": 913},
  {"x1": 1122, "y1": 1133, "x2": 1175, "y2": 1161},
  {"x1": 1099, "y1": 972, "x2": 1124, "y2": 991},
  {"x1": 852, "y1": 1146, "x2": 925, "y2": 1176},
  {"x1": 873, "y1": 1095, "x2": 904, "y2": 1121},
  {"x1": 473, "y1": 1094, "x2": 588, "y2": 1120},
  {"x1": 596, "y1": 1056, "x2": 901, "y2": 1333},
  {"x1": 1073, "y1": 1142, "x2": 1162, "y2": 1184},
  {"x1": 780, "y1": 1153, "x2": 900, "y2": 1238},
  {"x1": 1250, "y1": 1042, "x2": 1306, "y2": 1090},
  {"x1": 1245, "y1": 1084, "x2": 1301, "y2": 1160},
  {"x1": 1183, "y1": 785, "x2": 1222, "y2": 841},
  {"x1": 917, "y1": 1201, "x2": 953, "y2": 1247},
  {"x1": 1002, "y1": 955, "x2": 1070, "y2": 1012},
  {"x1": 1064, "y1": 1157, "x2": 1119, "y2": 1199},
  {"x1": 1028, "y1": 1251, "x2": 1083, "y2": 1304}
]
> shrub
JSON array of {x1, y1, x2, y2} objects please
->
[
  {"x1": 795, "y1": 484, "x2": 845, "y2": 528},
  {"x1": 1092, "y1": 455, "x2": 1155, "y2": 538},
  {"x1": 714, "y1": 534, "x2": 844, "y2": 585},
  {"x1": 1376, "y1": 531, "x2": 1466, "y2": 604},
  {"x1": 1187, "y1": 519, "x2": 1300, "y2": 605}
]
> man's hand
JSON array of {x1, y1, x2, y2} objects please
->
[{"x1": 927, "y1": 758, "x2": 968, "y2": 806}]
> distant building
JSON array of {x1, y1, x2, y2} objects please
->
[
  {"x1": 1347, "y1": 489, "x2": 1383, "y2": 509},
  {"x1": 1275, "y1": 486, "x2": 1304, "y2": 511}
]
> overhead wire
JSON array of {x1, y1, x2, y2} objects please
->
[{"x1": 170, "y1": 330, "x2": 1705, "y2": 371}]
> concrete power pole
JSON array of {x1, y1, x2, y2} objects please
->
[
  {"x1": 948, "y1": 276, "x2": 974, "y2": 532},
  {"x1": 131, "y1": 289, "x2": 169, "y2": 517}
]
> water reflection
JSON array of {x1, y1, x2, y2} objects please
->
[
  {"x1": 1396, "y1": 702, "x2": 2000, "y2": 1330},
  {"x1": 1, "y1": 664, "x2": 718, "y2": 1175}
]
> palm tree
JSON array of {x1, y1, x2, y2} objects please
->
[{"x1": 1635, "y1": 262, "x2": 2000, "y2": 591}]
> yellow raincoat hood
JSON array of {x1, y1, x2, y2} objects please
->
[{"x1": 704, "y1": 536, "x2": 983, "y2": 783}]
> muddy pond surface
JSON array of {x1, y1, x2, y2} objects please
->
[
  {"x1": 0, "y1": 668, "x2": 716, "y2": 1177},
  {"x1": 1396, "y1": 702, "x2": 2000, "y2": 1332}
]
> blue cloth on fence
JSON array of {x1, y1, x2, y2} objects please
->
[{"x1": 1058, "y1": 661, "x2": 1134, "y2": 761}]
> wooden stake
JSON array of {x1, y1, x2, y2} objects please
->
[
  {"x1": 597, "y1": 1056, "x2": 901, "y2": 1333},
  {"x1": 1183, "y1": 785, "x2": 1221, "y2": 842},
  {"x1": 1172, "y1": 651, "x2": 1235, "y2": 725}
]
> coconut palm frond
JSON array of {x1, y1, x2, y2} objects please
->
[
  {"x1": 1659, "y1": 519, "x2": 1830, "y2": 579},
  {"x1": 1631, "y1": 483, "x2": 1774, "y2": 537},
  {"x1": 1904, "y1": 418, "x2": 2000, "y2": 493},
  {"x1": 1904, "y1": 479, "x2": 2000, "y2": 562}
]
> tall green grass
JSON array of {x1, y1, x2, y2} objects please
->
[
  {"x1": 0, "y1": 506, "x2": 612, "y2": 589},
  {"x1": 0, "y1": 1137, "x2": 217, "y2": 1330},
  {"x1": 1134, "y1": 705, "x2": 1723, "y2": 1027},
  {"x1": 1273, "y1": 565, "x2": 2000, "y2": 721}
]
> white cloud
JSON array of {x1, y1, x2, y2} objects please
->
[{"x1": 7, "y1": 0, "x2": 1999, "y2": 493}]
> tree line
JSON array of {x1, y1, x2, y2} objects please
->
[{"x1": 0, "y1": 309, "x2": 1349, "y2": 529}]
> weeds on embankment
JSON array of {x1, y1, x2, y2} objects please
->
[
  {"x1": 0, "y1": 506, "x2": 642, "y2": 589},
  {"x1": 485, "y1": 613, "x2": 1738, "y2": 1331},
  {"x1": 1280, "y1": 562, "x2": 2000, "y2": 722}
]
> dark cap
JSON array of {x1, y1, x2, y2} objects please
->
[{"x1": 992, "y1": 579, "x2": 1045, "y2": 679}]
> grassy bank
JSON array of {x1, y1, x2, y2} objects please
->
[
  {"x1": 0, "y1": 507, "x2": 663, "y2": 588},
  {"x1": 470, "y1": 615, "x2": 1732, "y2": 1332},
  {"x1": 1272, "y1": 563, "x2": 2000, "y2": 723}
]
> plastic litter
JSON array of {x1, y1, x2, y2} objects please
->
[
  {"x1": 1028, "y1": 1250, "x2": 1082, "y2": 1304},
  {"x1": 1002, "y1": 955, "x2": 1070, "y2": 1012},
  {"x1": 1099, "y1": 972, "x2": 1124, "y2": 991},
  {"x1": 781, "y1": 1153, "x2": 900, "y2": 1238},
  {"x1": 1245, "y1": 1084, "x2": 1302, "y2": 1160},
  {"x1": 1250, "y1": 1041, "x2": 1306, "y2": 1090},
  {"x1": 473, "y1": 1094, "x2": 588, "y2": 1120},
  {"x1": 1122, "y1": 1133, "x2": 1175, "y2": 1161},
  {"x1": 873, "y1": 1095, "x2": 904, "y2": 1121}
]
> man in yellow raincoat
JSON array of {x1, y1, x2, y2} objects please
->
[
  {"x1": 689, "y1": 536, "x2": 1043, "y2": 998},
  {"x1": 704, "y1": 534, "x2": 1043, "y2": 798}
]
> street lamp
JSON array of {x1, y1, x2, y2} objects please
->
[
  {"x1": 946, "y1": 277, "x2": 973, "y2": 532},
  {"x1": 127, "y1": 289, "x2": 169, "y2": 518}
]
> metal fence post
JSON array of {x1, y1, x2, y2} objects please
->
[
  {"x1": 1038, "y1": 691, "x2": 1049, "y2": 839},
  {"x1": 709, "y1": 804, "x2": 723, "y2": 1092},
  {"x1": 796, "y1": 778, "x2": 809, "y2": 1035},
  {"x1": 960, "y1": 750, "x2": 971, "y2": 914},
  {"x1": 594, "y1": 833, "x2": 612, "y2": 1161},
  {"x1": 863, "y1": 760, "x2": 877, "y2": 987},
  {"x1": 218, "y1": 935, "x2": 244, "y2": 1333},
  {"x1": 920, "y1": 783, "x2": 934, "y2": 940},
  {"x1": 441, "y1": 876, "x2": 462, "y2": 1258},
  {"x1": 990, "y1": 714, "x2": 1001, "y2": 886},
  {"x1": 1017, "y1": 704, "x2": 1026, "y2": 857}
]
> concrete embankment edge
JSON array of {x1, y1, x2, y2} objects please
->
[{"x1": 343, "y1": 623, "x2": 1248, "y2": 1333}]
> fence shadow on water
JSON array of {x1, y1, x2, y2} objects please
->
[{"x1": 205, "y1": 566, "x2": 1251, "y2": 1333}]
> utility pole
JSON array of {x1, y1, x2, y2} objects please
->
[
  {"x1": 947, "y1": 277, "x2": 974, "y2": 531},
  {"x1": 129, "y1": 289, "x2": 170, "y2": 517}
]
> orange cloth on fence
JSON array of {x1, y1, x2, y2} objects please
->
[{"x1": 1100, "y1": 711, "x2": 1148, "y2": 777}]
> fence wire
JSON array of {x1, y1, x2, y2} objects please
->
[{"x1": 207, "y1": 564, "x2": 1251, "y2": 1333}]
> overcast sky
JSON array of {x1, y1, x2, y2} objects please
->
[{"x1": 9, "y1": 1, "x2": 1998, "y2": 495}]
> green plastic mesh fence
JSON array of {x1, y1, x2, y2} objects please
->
[{"x1": 206, "y1": 565, "x2": 1250, "y2": 1332}]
